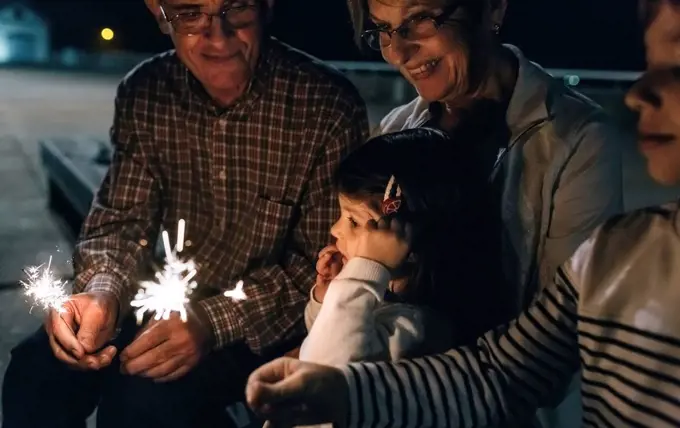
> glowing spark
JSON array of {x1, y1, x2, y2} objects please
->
[
  {"x1": 223, "y1": 280, "x2": 246, "y2": 301},
  {"x1": 21, "y1": 256, "x2": 69, "y2": 313},
  {"x1": 130, "y1": 219, "x2": 197, "y2": 324}
]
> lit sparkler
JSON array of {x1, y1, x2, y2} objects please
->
[
  {"x1": 21, "y1": 256, "x2": 69, "y2": 313},
  {"x1": 130, "y1": 219, "x2": 197, "y2": 324},
  {"x1": 223, "y1": 280, "x2": 246, "y2": 301}
]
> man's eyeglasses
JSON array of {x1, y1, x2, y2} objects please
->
[
  {"x1": 361, "y1": 3, "x2": 468, "y2": 50},
  {"x1": 160, "y1": 2, "x2": 258, "y2": 35}
]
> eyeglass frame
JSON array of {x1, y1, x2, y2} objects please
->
[
  {"x1": 159, "y1": 1, "x2": 258, "y2": 36},
  {"x1": 360, "y1": 2, "x2": 471, "y2": 50}
]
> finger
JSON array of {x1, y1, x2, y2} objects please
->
[
  {"x1": 76, "y1": 307, "x2": 112, "y2": 354},
  {"x1": 316, "y1": 253, "x2": 333, "y2": 275},
  {"x1": 48, "y1": 331, "x2": 81, "y2": 366},
  {"x1": 80, "y1": 345, "x2": 118, "y2": 370},
  {"x1": 248, "y1": 357, "x2": 299, "y2": 385},
  {"x1": 329, "y1": 260, "x2": 342, "y2": 278},
  {"x1": 318, "y1": 246, "x2": 335, "y2": 259},
  {"x1": 152, "y1": 362, "x2": 192, "y2": 383},
  {"x1": 246, "y1": 361, "x2": 308, "y2": 410},
  {"x1": 120, "y1": 321, "x2": 168, "y2": 362},
  {"x1": 122, "y1": 338, "x2": 173, "y2": 375},
  {"x1": 51, "y1": 310, "x2": 85, "y2": 359},
  {"x1": 143, "y1": 355, "x2": 185, "y2": 380}
]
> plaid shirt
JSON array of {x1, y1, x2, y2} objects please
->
[{"x1": 72, "y1": 38, "x2": 369, "y2": 354}]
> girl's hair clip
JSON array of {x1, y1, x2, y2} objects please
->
[{"x1": 382, "y1": 175, "x2": 402, "y2": 215}]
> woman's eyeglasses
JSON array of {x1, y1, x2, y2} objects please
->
[{"x1": 361, "y1": 2, "x2": 469, "y2": 50}]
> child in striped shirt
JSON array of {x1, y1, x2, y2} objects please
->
[{"x1": 245, "y1": 1, "x2": 680, "y2": 426}]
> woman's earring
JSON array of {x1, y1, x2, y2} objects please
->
[{"x1": 493, "y1": 23, "x2": 501, "y2": 35}]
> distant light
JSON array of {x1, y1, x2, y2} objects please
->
[
  {"x1": 0, "y1": 38, "x2": 8, "y2": 62},
  {"x1": 100, "y1": 28, "x2": 114, "y2": 41},
  {"x1": 565, "y1": 75, "x2": 580, "y2": 86}
]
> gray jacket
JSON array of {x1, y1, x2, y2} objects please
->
[{"x1": 378, "y1": 45, "x2": 625, "y2": 313}]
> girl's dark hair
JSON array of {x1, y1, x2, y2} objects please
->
[
  {"x1": 335, "y1": 116, "x2": 512, "y2": 344},
  {"x1": 334, "y1": 128, "x2": 500, "y2": 337}
]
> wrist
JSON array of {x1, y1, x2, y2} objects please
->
[
  {"x1": 89, "y1": 290, "x2": 120, "y2": 319},
  {"x1": 190, "y1": 301, "x2": 215, "y2": 350}
]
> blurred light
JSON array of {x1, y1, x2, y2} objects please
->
[
  {"x1": 565, "y1": 75, "x2": 581, "y2": 86},
  {"x1": 0, "y1": 38, "x2": 8, "y2": 62},
  {"x1": 100, "y1": 28, "x2": 114, "y2": 41}
]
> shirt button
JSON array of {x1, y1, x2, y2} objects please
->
[{"x1": 218, "y1": 170, "x2": 226, "y2": 180}]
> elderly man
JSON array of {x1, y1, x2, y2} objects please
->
[{"x1": 1, "y1": 0, "x2": 368, "y2": 427}]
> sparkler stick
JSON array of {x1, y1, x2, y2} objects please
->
[
  {"x1": 130, "y1": 219, "x2": 197, "y2": 324},
  {"x1": 223, "y1": 280, "x2": 246, "y2": 301}
]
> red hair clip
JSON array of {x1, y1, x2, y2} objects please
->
[{"x1": 382, "y1": 175, "x2": 402, "y2": 216}]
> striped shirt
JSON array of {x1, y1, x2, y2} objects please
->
[
  {"x1": 72, "y1": 37, "x2": 369, "y2": 353},
  {"x1": 341, "y1": 201, "x2": 680, "y2": 427}
]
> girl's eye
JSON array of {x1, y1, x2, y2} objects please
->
[{"x1": 347, "y1": 217, "x2": 358, "y2": 227}]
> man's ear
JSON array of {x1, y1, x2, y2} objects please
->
[{"x1": 144, "y1": 0, "x2": 173, "y2": 34}]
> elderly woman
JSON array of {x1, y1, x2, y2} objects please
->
[{"x1": 347, "y1": 0, "x2": 624, "y2": 425}]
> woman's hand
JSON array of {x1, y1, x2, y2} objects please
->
[{"x1": 246, "y1": 357, "x2": 349, "y2": 427}]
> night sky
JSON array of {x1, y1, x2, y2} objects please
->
[{"x1": 28, "y1": 0, "x2": 645, "y2": 70}]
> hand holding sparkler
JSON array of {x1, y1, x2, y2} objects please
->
[
  {"x1": 131, "y1": 219, "x2": 197, "y2": 324},
  {"x1": 22, "y1": 255, "x2": 119, "y2": 370},
  {"x1": 45, "y1": 291, "x2": 119, "y2": 368}
]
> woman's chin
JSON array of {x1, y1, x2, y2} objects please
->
[{"x1": 413, "y1": 81, "x2": 456, "y2": 104}]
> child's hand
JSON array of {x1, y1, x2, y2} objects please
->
[
  {"x1": 347, "y1": 217, "x2": 412, "y2": 270},
  {"x1": 313, "y1": 245, "x2": 344, "y2": 302}
]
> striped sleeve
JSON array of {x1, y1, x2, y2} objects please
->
[{"x1": 340, "y1": 267, "x2": 582, "y2": 427}]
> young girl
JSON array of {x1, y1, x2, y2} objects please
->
[{"x1": 299, "y1": 126, "x2": 509, "y2": 366}]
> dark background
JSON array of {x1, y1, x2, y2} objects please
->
[{"x1": 29, "y1": 0, "x2": 645, "y2": 70}]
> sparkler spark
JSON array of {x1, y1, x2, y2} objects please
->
[
  {"x1": 21, "y1": 256, "x2": 69, "y2": 313},
  {"x1": 130, "y1": 219, "x2": 197, "y2": 324},
  {"x1": 223, "y1": 280, "x2": 246, "y2": 301}
]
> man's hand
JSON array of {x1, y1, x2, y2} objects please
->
[
  {"x1": 246, "y1": 357, "x2": 348, "y2": 427},
  {"x1": 44, "y1": 291, "x2": 119, "y2": 370},
  {"x1": 347, "y1": 217, "x2": 412, "y2": 270},
  {"x1": 313, "y1": 245, "x2": 344, "y2": 303},
  {"x1": 119, "y1": 304, "x2": 213, "y2": 382}
]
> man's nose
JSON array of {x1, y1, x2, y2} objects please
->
[{"x1": 202, "y1": 15, "x2": 236, "y2": 42}]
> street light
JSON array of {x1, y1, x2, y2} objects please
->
[{"x1": 100, "y1": 28, "x2": 114, "y2": 41}]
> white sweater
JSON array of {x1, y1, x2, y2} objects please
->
[{"x1": 299, "y1": 258, "x2": 447, "y2": 365}]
